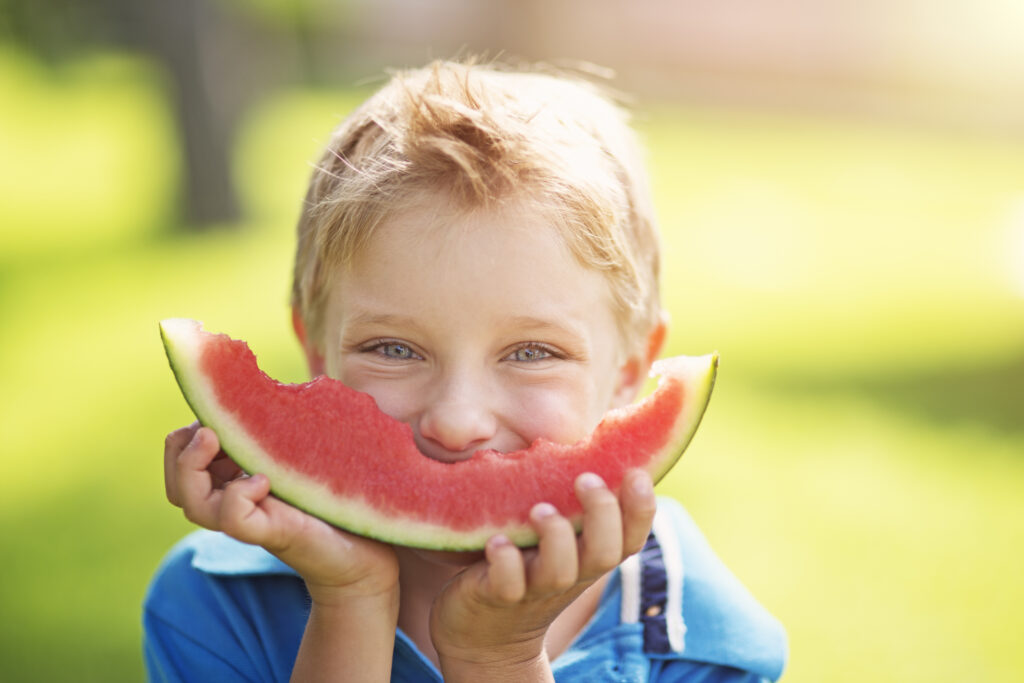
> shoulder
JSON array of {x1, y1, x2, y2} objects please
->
[
  {"x1": 143, "y1": 531, "x2": 308, "y2": 682},
  {"x1": 622, "y1": 497, "x2": 788, "y2": 681},
  {"x1": 144, "y1": 529, "x2": 303, "y2": 625}
]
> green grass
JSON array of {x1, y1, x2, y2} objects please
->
[
  {"x1": 2, "y1": 49, "x2": 1022, "y2": 682},
  {"x1": 660, "y1": 385, "x2": 1024, "y2": 682}
]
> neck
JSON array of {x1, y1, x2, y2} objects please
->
[{"x1": 394, "y1": 547, "x2": 465, "y2": 669}]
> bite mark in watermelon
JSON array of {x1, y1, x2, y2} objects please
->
[{"x1": 160, "y1": 318, "x2": 718, "y2": 550}]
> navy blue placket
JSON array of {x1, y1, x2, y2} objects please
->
[{"x1": 638, "y1": 532, "x2": 672, "y2": 654}]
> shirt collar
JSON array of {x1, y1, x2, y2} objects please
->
[{"x1": 188, "y1": 530, "x2": 297, "y2": 576}]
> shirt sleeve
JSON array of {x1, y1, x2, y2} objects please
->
[{"x1": 142, "y1": 534, "x2": 310, "y2": 683}]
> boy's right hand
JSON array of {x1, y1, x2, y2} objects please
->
[{"x1": 163, "y1": 422, "x2": 400, "y2": 605}]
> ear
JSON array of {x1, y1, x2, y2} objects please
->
[
  {"x1": 611, "y1": 312, "x2": 669, "y2": 407},
  {"x1": 644, "y1": 310, "x2": 669, "y2": 367},
  {"x1": 292, "y1": 306, "x2": 325, "y2": 377}
]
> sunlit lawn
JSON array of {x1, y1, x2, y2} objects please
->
[{"x1": 2, "y1": 50, "x2": 1022, "y2": 682}]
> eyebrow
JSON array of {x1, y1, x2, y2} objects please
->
[
  {"x1": 344, "y1": 311, "x2": 428, "y2": 333},
  {"x1": 347, "y1": 312, "x2": 581, "y2": 332},
  {"x1": 506, "y1": 315, "x2": 584, "y2": 337},
  {"x1": 505, "y1": 315, "x2": 593, "y2": 357},
  {"x1": 356, "y1": 312, "x2": 586, "y2": 340}
]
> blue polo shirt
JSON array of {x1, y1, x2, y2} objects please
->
[{"x1": 143, "y1": 498, "x2": 787, "y2": 681}]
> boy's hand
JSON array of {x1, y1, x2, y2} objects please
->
[
  {"x1": 428, "y1": 469, "x2": 657, "y2": 682},
  {"x1": 163, "y1": 423, "x2": 400, "y2": 604}
]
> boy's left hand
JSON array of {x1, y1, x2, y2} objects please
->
[{"x1": 429, "y1": 469, "x2": 657, "y2": 681}]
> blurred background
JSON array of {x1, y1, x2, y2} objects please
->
[{"x1": 2, "y1": 1, "x2": 1022, "y2": 680}]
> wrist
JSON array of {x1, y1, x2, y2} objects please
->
[
  {"x1": 292, "y1": 589, "x2": 399, "y2": 683},
  {"x1": 304, "y1": 573, "x2": 400, "y2": 611},
  {"x1": 436, "y1": 638, "x2": 553, "y2": 683}
]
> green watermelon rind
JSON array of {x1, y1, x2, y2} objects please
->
[{"x1": 160, "y1": 318, "x2": 718, "y2": 550}]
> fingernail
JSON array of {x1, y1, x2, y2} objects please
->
[
  {"x1": 631, "y1": 471, "x2": 653, "y2": 496},
  {"x1": 531, "y1": 502, "x2": 557, "y2": 521},
  {"x1": 488, "y1": 534, "x2": 512, "y2": 549},
  {"x1": 188, "y1": 429, "x2": 203, "y2": 448},
  {"x1": 577, "y1": 472, "x2": 605, "y2": 491}
]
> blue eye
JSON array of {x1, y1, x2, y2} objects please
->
[
  {"x1": 509, "y1": 345, "x2": 552, "y2": 362},
  {"x1": 361, "y1": 339, "x2": 420, "y2": 360},
  {"x1": 380, "y1": 342, "x2": 415, "y2": 359}
]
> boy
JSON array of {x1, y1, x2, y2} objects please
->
[{"x1": 145, "y1": 60, "x2": 787, "y2": 681}]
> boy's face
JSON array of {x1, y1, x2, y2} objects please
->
[{"x1": 314, "y1": 195, "x2": 648, "y2": 463}]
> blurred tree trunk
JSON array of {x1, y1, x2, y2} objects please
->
[
  {"x1": 3, "y1": 0, "x2": 323, "y2": 229},
  {"x1": 139, "y1": 0, "x2": 248, "y2": 229}
]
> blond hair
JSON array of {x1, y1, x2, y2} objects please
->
[{"x1": 292, "y1": 59, "x2": 661, "y2": 352}]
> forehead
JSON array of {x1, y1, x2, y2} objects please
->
[{"x1": 326, "y1": 194, "x2": 622, "y2": 341}]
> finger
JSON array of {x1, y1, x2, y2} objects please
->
[
  {"x1": 620, "y1": 469, "x2": 658, "y2": 556},
  {"x1": 480, "y1": 535, "x2": 526, "y2": 604},
  {"x1": 218, "y1": 473, "x2": 274, "y2": 545},
  {"x1": 575, "y1": 473, "x2": 624, "y2": 578},
  {"x1": 175, "y1": 427, "x2": 225, "y2": 528},
  {"x1": 164, "y1": 422, "x2": 200, "y2": 505},
  {"x1": 208, "y1": 452, "x2": 244, "y2": 487},
  {"x1": 525, "y1": 503, "x2": 578, "y2": 595}
]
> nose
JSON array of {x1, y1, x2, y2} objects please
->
[{"x1": 416, "y1": 376, "x2": 498, "y2": 462}]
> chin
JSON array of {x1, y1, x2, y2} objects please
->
[{"x1": 409, "y1": 547, "x2": 487, "y2": 567}]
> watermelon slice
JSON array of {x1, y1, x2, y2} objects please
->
[{"x1": 160, "y1": 318, "x2": 718, "y2": 550}]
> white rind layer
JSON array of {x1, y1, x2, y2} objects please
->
[
  {"x1": 160, "y1": 318, "x2": 718, "y2": 550},
  {"x1": 646, "y1": 354, "x2": 719, "y2": 481}
]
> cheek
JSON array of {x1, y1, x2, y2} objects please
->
[
  {"x1": 507, "y1": 381, "x2": 605, "y2": 446},
  {"x1": 335, "y1": 365, "x2": 421, "y2": 424},
  {"x1": 361, "y1": 386, "x2": 416, "y2": 423}
]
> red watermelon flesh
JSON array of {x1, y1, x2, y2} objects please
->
[{"x1": 160, "y1": 318, "x2": 718, "y2": 550}]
